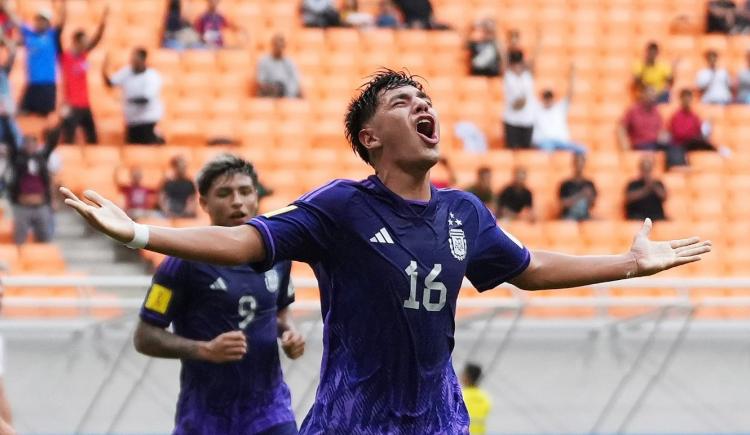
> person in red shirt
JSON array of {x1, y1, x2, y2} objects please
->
[
  {"x1": 116, "y1": 166, "x2": 156, "y2": 220},
  {"x1": 0, "y1": 0, "x2": 17, "y2": 39},
  {"x1": 618, "y1": 85, "x2": 667, "y2": 151},
  {"x1": 669, "y1": 88, "x2": 716, "y2": 151},
  {"x1": 194, "y1": 0, "x2": 244, "y2": 48},
  {"x1": 58, "y1": 5, "x2": 108, "y2": 144}
]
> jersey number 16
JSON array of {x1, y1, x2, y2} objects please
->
[{"x1": 403, "y1": 261, "x2": 447, "y2": 312}]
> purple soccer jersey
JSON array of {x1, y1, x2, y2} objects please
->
[
  {"x1": 140, "y1": 258, "x2": 297, "y2": 434},
  {"x1": 248, "y1": 176, "x2": 530, "y2": 434}
]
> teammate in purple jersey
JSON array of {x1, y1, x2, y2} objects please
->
[
  {"x1": 62, "y1": 70, "x2": 711, "y2": 434},
  {"x1": 134, "y1": 154, "x2": 305, "y2": 435}
]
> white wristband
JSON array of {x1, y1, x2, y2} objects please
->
[{"x1": 125, "y1": 223, "x2": 149, "y2": 249}]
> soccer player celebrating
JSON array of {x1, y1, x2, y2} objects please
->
[
  {"x1": 133, "y1": 154, "x2": 304, "y2": 435},
  {"x1": 61, "y1": 70, "x2": 711, "y2": 434}
]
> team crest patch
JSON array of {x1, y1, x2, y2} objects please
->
[
  {"x1": 448, "y1": 212, "x2": 467, "y2": 261},
  {"x1": 265, "y1": 269, "x2": 280, "y2": 293},
  {"x1": 449, "y1": 229, "x2": 467, "y2": 261}
]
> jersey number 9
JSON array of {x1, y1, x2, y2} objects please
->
[{"x1": 238, "y1": 295, "x2": 257, "y2": 329}]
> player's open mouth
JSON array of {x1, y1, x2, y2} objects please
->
[
  {"x1": 415, "y1": 115, "x2": 439, "y2": 145},
  {"x1": 230, "y1": 211, "x2": 246, "y2": 220}
]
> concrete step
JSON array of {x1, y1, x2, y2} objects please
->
[
  {"x1": 64, "y1": 249, "x2": 119, "y2": 263},
  {"x1": 68, "y1": 263, "x2": 149, "y2": 276}
]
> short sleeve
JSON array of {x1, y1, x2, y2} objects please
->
[
  {"x1": 632, "y1": 61, "x2": 643, "y2": 76},
  {"x1": 247, "y1": 180, "x2": 349, "y2": 272},
  {"x1": 20, "y1": 25, "x2": 32, "y2": 41},
  {"x1": 276, "y1": 261, "x2": 295, "y2": 310},
  {"x1": 109, "y1": 67, "x2": 130, "y2": 86},
  {"x1": 139, "y1": 257, "x2": 189, "y2": 328},
  {"x1": 558, "y1": 181, "x2": 571, "y2": 199},
  {"x1": 466, "y1": 198, "x2": 531, "y2": 291}
]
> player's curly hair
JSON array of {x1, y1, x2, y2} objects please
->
[
  {"x1": 196, "y1": 153, "x2": 259, "y2": 196},
  {"x1": 344, "y1": 69, "x2": 425, "y2": 166}
]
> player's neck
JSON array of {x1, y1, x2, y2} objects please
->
[{"x1": 376, "y1": 167, "x2": 432, "y2": 202}]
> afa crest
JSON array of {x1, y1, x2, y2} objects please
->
[
  {"x1": 264, "y1": 269, "x2": 280, "y2": 293},
  {"x1": 449, "y1": 228, "x2": 467, "y2": 261}
]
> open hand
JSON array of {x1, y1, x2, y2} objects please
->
[
  {"x1": 630, "y1": 218, "x2": 712, "y2": 276},
  {"x1": 280, "y1": 330, "x2": 305, "y2": 360},
  {"x1": 200, "y1": 330, "x2": 247, "y2": 363},
  {"x1": 59, "y1": 187, "x2": 135, "y2": 243}
]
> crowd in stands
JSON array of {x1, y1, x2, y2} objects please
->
[
  {"x1": 461, "y1": 153, "x2": 666, "y2": 223},
  {"x1": 0, "y1": 0, "x2": 748, "y2": 250}
]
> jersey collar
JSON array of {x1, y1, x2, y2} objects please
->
[{"x1": 365, "y1": 175, "x2": 439, "y2": 219}]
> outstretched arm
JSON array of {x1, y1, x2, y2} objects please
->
[
  {"x1": 60, "y1": 188, "x2": 265, "y2": 265},
  {"x1": 509, "y1": 219, "x2": 711, "y2": 290},
  {"x1": 86, "y1": 4, "x2": 109, "y2": 51},
  {"x1": 134, "y1": 321, "x2": 247, "y2": 363},
  {"x1": 55, "y1": 0, "x2": 67, "y2": 31}
]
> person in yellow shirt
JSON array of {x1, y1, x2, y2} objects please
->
[
  {"x1": 461, "y1": 362, "x2": 492, "y2": 435},
  {"x1": 633, "y1": 41, "x2": 674, "y2": 103}
]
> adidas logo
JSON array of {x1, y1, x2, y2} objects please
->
[
  {"x1": 369, "y1": 228, "x2": 394, "y2": 244},
  {"x1": 209, "y1": 277, "x2": 228, "y2": 291}
]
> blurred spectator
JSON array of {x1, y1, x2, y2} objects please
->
[
  {"x1": 461, "y1": 363, "x2": 491, "y2": 435},
  {"x1": 116, "y1": 166, "x2": 156, "y2": 219},
  {"x1": 0, "y1": 37, "x2": 20, "y2": 148},
  {"x1": 625, "y1": 155, "x2": 666, "y2": 221},
  {"x1": 468, "y1": 18, "x2": 501, "y2": 77},
  {"x1": 504, "y1": 29, "x2": 539, "y2": 72},
  {"x1": 342, "y1": 0, "x2": 374, "y2": 28},
  {"x1": 58, "y1": 7, "x2": 108, "y2": 144},
  {"x1": 558, "y1": 153, "x2": 596, "y2": 221},
  {"x1": 532, "y1": 65, "x2": 586, "y2": 154},
  {"x1": 633, "y1": 42, "x2": 674, "y2": 103},
  {"x1": 696, "y1": 50, "x2": 732, "y2": 104},
  {"x1": 163, "y1": 0, "x2": 201, "y2": 49},
  {"x1": 393, "y1": 0, "x2": 436, "y2": 29},
  {"x1": 736, "y1": 50, "x2": 750, "y2": 103},
  {"x1": 0, "y1": 144, "x2": 8, "y2": 203},
  {"x1": 465, "y1": 167, "x2": 494, "y2": 207},
  {"x1": 301, "y1": 0, "x2": 341, "y2": 28},
  {"x1": 257, "y1": 34, "x2": 302, "y2": 98},
  {"x1": 618, "y1": 86, "x2": 666, "y2": 151},
  {"x1": 455, "y1": 121, "x2": 487, "y2": 153},
  {"x1": 707, "y1": 0, "x2": 738, "y2": 33},
  {"x1": 669, "y1": 89, "x2": 717, "y2": 153},
  {"x1": 195, "y1": 0, "x2": 245, "y2": 48},
  {"x1": 503, "y1": 51, "x2": 535, "y2": 149},
  {"x1": 496, "y1": 167, "x2": 534, "y2": 222},
  {"x1": 5, "y1": 120, "x2": 61, "y2": 245},
  {"x1": 103, "y1": 48, "x2": 165, "y2": 145},
  {"x1": 375, "y1": 0, "x2": 400, "y2": 28},
  {"x1": 0, "y1": 0, "x2": 16, "y2": 38},
  {"x1": 160, "y1": 156, "x2": 196, "y2": 218},
  {"x1": 430, "y1": 157, "x2": 456, "y2": 188},
  {"x1": 15, "y1": 2, "x2": 66, "y2": 117}
]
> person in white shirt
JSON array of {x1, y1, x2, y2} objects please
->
[
  {"x1": 532, "y1": 65, "x2": 587, "y2": 154},
  {"x1": 503, "y1": 50, "x2": 536, "y2": 149},
  {"x1": 102, "y1": 48, "x2": 164, "y2": 144},
  {"x1": 696, "y1": 50, "x2": 732, "y2": 105},
  {"x1": 257, "y1": 34, "x2": 302, "y2": 98}
]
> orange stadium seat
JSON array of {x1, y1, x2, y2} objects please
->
[{"x1": 18, "y1": 244, "x2": 66, "y2": 273}]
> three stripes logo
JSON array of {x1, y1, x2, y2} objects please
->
[
  {"x1": 369, "y1": 228, "x2": 394, "y2": 244},
  {"x1": 209, "y1": 277, "x2": 228, "y2": 291}
]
